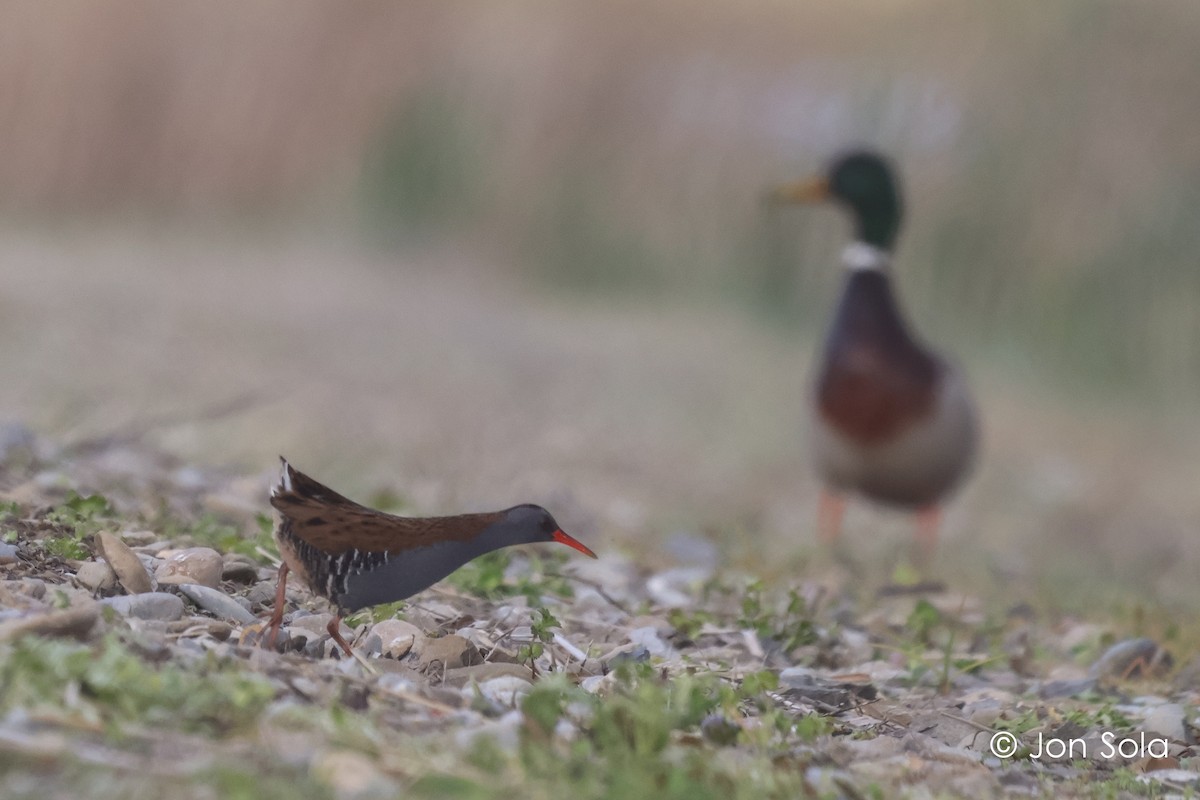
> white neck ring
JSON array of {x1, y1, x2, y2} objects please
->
[{"x1": 841, "y1": 242, "x2": 891, "y2": 272}]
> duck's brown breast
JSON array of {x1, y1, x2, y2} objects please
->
[
  {"x1": 815, "y1": 269, "x2": 942, "y2": 447},
  {"x1": 816, "y1": 340, "x2": 941, "y2": 446}
]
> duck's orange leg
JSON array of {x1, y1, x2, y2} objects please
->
[
  {"x1": 818, "y1": 489, "x2": 846, "y2": 545},
  {"x1": 914, "y1": 506, "x2": 941, "y2": 561}
]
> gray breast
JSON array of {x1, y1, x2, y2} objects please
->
[{"x1": 335, "y1": 537, "x2": 490, "y2": 613}]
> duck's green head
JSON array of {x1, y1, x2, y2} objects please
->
[{"x1": 770, "y1": 150, "x2": 903, "y2": 250}]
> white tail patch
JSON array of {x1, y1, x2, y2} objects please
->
[{"x1": 274, "y1": 456, "x2": 294, "y2": 497}]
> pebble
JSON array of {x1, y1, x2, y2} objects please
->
[
  {"x1": 0, "y1": 603, "x2": 100, "y2": 642},
  {"x1": 491, "y1": 605, "x2": 533, "y2": 628},
  {"x1": 245, "y1": 581, "x2": 278, "y2": 608},
  {"x1": 167, "y1": 617, "x2": 234, "y2": 641},
  {"x1": 1137, "y1": 769, "x2": 1200, "y2": 788},
  {"x1": 571, "y1": 586, "x2": 616, "y2": 615},
  {"x1": 580, "y1": 674, "x2": 613, "y2": 693},
  {"x1": 0, "y1": 421, "x2": 36, "y2": 461},
  {"x1": 176, "y1": 583, "x2": 258, "y2": 623},
  {"x1": 442, "y1": 662, "x2": 534, "y2": 687},
  {"x1": 412, "y1": 600, "x2": 463, "y2": 622},
  {"x1": 1140, "y1": 703, "x2": 1187, "y2": 741},
  {"x1": 553, "y1": 632, "x2": 588, "y2": 662},
  {"x1": 359, "y1": 633, "x2": 383, "y2": 657},
  {"x1": 627, "y1": 626, "x2": 675, "y2": 658},
  {"x1": 605, "y1": 643, "x2": 650, "y2": 667},
  {"x1": 33, "y1": 470, "x2": 67, "y2": 491},
  {"x1": 221, "y1": 554, "x2": 261, "y2": 584},
  {"x1": 472, "y1": 675, "x2": 534, "y2": 706},
  {"x1": 75, "y1": 560, "x2": 117, "y2": 592},
  {"x1": 959, "y1": 688, "x2": 1017, "y2": 728},
  {"x1": 171, "y1": 466, "x2": 209, "y2": 491},
  {"x1": 455, "y1": 625, "x2": 498, "y2": 651},
  {"x1": 155, "y1": 547, "x2": 223, "y2": 589},
  {"x1": 1037, "y1": 678, "x2": 1097, "y2": 699},
  {"x1": 289, "y1": 613, "x2": 340, "y2": 637},
  {"x1": 96, "y1": 532, "x2": 153, "y2": 594},
  {"x1": 375, "y1": 671, "x2": 427, "y2": 697},
  {"x1": 101, "y1": 592, "x2": 185, "y2": 621},
  {"x1": 369, "y1": 619, "x2": 423, "y2": 659},
  {"x1": 625, "y1": 614, "x2": 675, "y2": 635},
  {"x1": 119, "y1": 530, "x2": 159, "y2": 547},
  {"x1": 700, "y1": 713, "x2": 741, "y2": 746},
  {"x1": 454, "y1": 709, "x2": 522, "y2": 752},
  {"x1": 311, "y1": 748, "x2": 395, "y2": 799},
  {"x1": 419, "y1": 635, "x2": 482, "y2": 672},
  {"x1": 645, "y1": 567, "x2": 710, "y2": 607},
  {"x1": 836, "y1": 628, "x2": 875, "y2": 665},
  {"x1": 4, "y1": 578, "x2": 46, "y2": 600},
  {"x1": 0, "y1": 543, "x2": 19, "y2": 564},
  {"x1": 663, "y1": 530, "x2": 720, "y2": 571}
]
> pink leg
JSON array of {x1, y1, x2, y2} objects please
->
[
  {"x1": 914, "y1": 506, "x2": 941, "y2": 561},
  {"x1": 262, "y1": 561, "x2": 289, "y2": 651},
  {"x1": 818, "y1": 489, "x2": 846, "y2": 545}
]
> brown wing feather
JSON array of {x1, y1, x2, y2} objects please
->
[{"x1": 271, "y1": 460, "x2": 501, "y2": 554}]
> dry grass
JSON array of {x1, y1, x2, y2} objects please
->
[{"x1": 2, "y1": 2, "x2": 1197, "y2": 392}]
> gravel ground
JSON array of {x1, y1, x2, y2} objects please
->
[{"x1": 0, "y1": 430, "x2": 1197, "y2": 799}]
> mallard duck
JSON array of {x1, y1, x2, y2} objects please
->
[{"x1": 770, "y1": 150, "x2": 977, "y2": 557}]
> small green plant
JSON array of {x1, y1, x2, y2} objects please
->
[
  {"x1": 506, "y1": 668, "x2": 812, "y2": 799},
  {"x1": 905, "y1": 599, "x2": 942, "y2": 645},
  {"x1": 414, "y1": 664, "x2": 829, "y2": 799},
  {"x1": 448, "y1": 551, "x2": 573, "y2": 601},
  {"x1": 994, "y1": 706, "x2": 1043, "y2": 736},
  {"x1": 448, "y1": 550, "x2": 511, "y2": 597},
  {"x1": 667, "y1": 607, "x2": 714, "y2": 642},
  {"x1": 738, "y1": 581, "x2": 818, "y2": 652},
  {"x1": 0, "y1": 634, "x2": 276, "y2": 736},
  {"x1": 1062, "y1": 703, "x2": 1135, "y2": 732},
  {"x1": 45, "y1": 492, "x2": 114, "y2": 526},
  {"x1": 1, "y1": 503, "x2": 19, "y2": 544},
  {"x1": 183, "y1": 512, "x2": 277, "y2": 561},
  {"x1": 43, "y1": 536, "x2": 88, "y2": 560},
  {"x1": 792, "y1": 712, "x2": 835, "y2": 742},
  {"x1": 40, "y1": 491, "x2": 115, "y2": 559},
  {"x1": 517, "y1": 607, "x2": 561, "y2": 667},
  {"x1": 738, "y1": 669, "x2": 779, "y2": 697},
  {"x1": 345, "y1": 599, "x2": 407, "y2": 628}
]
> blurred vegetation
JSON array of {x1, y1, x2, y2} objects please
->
[
  {"x1": 0, "y1": 635, "x2": 276, "y2": 736},
  {"x1": 1, "y1": 2, "x2": 1196, "y2": 404},
  {"x1": 359, "y1": 92, "x2": 485, "y2": 244}
]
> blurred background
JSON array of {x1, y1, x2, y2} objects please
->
[{"x1": 1, "y1": 1, "x2": 1198, "y2": 611}]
